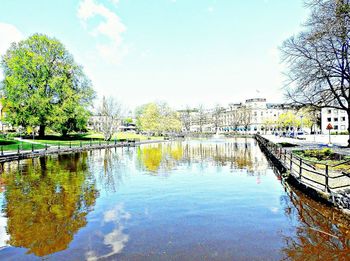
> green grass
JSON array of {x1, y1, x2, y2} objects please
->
[
  {"x1": 293, "y1": 148, "x2": 350, "y2": 171},
  {"x1": 0, "y1": 131, "x2": 164, "y2": 152},
  {"x1": 84, "y1": 132, "x2": 164, "y2": 141},
  {"x1": 0, "y1": 139, "x2": 45, "y2": 152},
  {"x1": 22, "y1": 132, "x2": 164, "y2": 148}
]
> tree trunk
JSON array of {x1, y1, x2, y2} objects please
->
[
  {"x1": 39, "y1": 125, "x2": 45, "y2": 138},
  {"x1": 347, "y1": 110, "x2": 350, "y2": 147},
  {"x1": 62, "y1": 129, "x2": 68, "y2": 137}
]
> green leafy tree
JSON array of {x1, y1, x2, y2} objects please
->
[
  {"x1": 0, "y1": 34, "x2": 95, "y2": 137},
  {"x1": 136, "y1": 102, "x2": 182, "y2": 135},
  {"x1": 137, "y1": 103, "x2": 161, "y2": 135}
]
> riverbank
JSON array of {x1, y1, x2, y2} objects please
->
[
  {"x1": 255, "y1": 134, "x2": 350, "y2": 214},
  {"x1": 0, "y1": 138, "x2": 168, "y2": 164}
]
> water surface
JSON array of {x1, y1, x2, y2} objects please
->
[{"x1": 0, "y1": 138, "x2": 349, "y2": 260}]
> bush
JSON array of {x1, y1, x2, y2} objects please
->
[{"x1": 331, "y1": 131, "x2": 348, "y2": 135}]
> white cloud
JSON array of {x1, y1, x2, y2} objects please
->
[
  {"x1": 0, "y1": 22, "x2": 23, "y2": 79},
  {"x1": 110, "y1": 0, "x2": 119, "y2": 6},
  {"x1": 86, "y1": 203, "x2": 131, "y2": 261},
  {"x1": 0, "y1": 22, "x2": 23, "y2": 56},
  {"x1": 77, "y1": 0, "x2": 127, "y2": 63}
]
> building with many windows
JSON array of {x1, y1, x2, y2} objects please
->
[
  {"x1": 321, "y1": 108, "x2": 348, "y2": 134},
  {"x1": 179, "y1": 98, "x2": 300, "y2": 134}
]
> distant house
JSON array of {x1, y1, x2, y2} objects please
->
[{"x1": 87, "y1": 115, "x2": 136, "y2": 133}]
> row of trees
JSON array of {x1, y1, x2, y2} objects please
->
[
  {"x1": 263, "y1": 110, "x2": 318, "y2": 133},
  {"x1": 0, "y1": 34, "x2": 183, "y2": 140},
  {"x1": 180, "y1": 104, "x2": 255, "y2": 133}
]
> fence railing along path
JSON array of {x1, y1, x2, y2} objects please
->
[
  {"x1": 0, "y1": 138, "x2": 141, "y2": 162},
  {"x1": 255, "y1": 134, "x2": 350, "y2": 194}
]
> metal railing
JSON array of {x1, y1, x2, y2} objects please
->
[
  {"x1": 0, "y1": 138, "x2": 141, "y2": 159},
  {"x1": 255, "y1": 134, "x2": 350, "y2": 193}
]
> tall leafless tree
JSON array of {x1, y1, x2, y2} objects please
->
[
  {"x1": 238, "y1": 106, "x2": 252, "y2": 132},
  {"x1": 281, "y1": 0, "x2": 350, "y2": 145},
  {"x1": 179, "y1": 106, "x2": 192, "y2": 133},
  {"x1": 98, "y1": 96, "x2": 122, "y2": 141},
  {"x1": 198, "y1": 104, "x2": 207, "y2": 133},
  {"x1": 212, "y1": 104, "x2": 224, "y2": 133},
  {"x1": 228, "y1": 107, "x2": 241, "y2": 132}
]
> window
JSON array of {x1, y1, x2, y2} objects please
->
[
  {"x1": 341, "y1": 125, "x2": 346, "y2": 130},
  {"x1": 328, "y1": 109, "x2": 332, "y2": 114},
  {"x1": 334, "y1": 125, "x2": 339, "y2": 130},
  {"x1": 341, "y1": 117, "x2": 346, "y2": 122},
  {"x1": 327, "y1": 117, "x2": 331, "y2": 122},
  {"x1": 334, "y1": 118, "x2": 338, "y2": 122}
]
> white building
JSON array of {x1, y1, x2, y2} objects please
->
[
  {"x1": 321, "y1": 108, "x2": 348, "y2": 134},
  {"x1": 217, "y1": 98, "x2": 297, "y2": 134}
]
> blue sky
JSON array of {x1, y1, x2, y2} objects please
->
[{"x1": 0, "y1": 0, "x2": 308, "y2": 110}]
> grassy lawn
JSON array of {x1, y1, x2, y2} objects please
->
[
  {"x1": 85, "y1": 132, "x2": 164, "y2": 141},
  {"x1": 21, "y1": 132, "x2": 164, "y2": 148},
  {"x1": 293, "y1": 148, "x2": 350, "y2": 171},
  {"x1": 0, "y1": 139, "x2": 45, "y2": 152}
]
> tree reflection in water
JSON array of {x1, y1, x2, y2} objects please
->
[
  {"x1": 137, "y1": 138, "x2": 268, "y2": 175},
  {"x1": 97, "y1": 148, "x2": 131, "y2": 193},
  {"x1": 1, "y1": 153, "x2": 98, "y2": 257},
  {"x1": 281, "y1": 182, "x2": 350, "y2": 260}
]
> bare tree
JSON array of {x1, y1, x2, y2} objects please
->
[
  {"x1": 228, "y1": 107, "x2": 241, "y2": 132},
  {"x1": 281, "y1": 0, "x2": 350, "y2": 145},
  {"x1": 198, "y1": 104, "x2": 207, "y2": 133},
  {"x1": 179, "y1": 106, "x2": 192, "y2": 133},
  {"x1": 238, "y1": 106, "x2": 252, "y2": 132},
  {"x1": 98, "y1": 96, "x2": 122, "y2": 141},
  {"x1": 212, "y1": 104, "x2": 224, "y2": 133}
]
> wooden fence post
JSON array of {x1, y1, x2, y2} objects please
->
[
  {"x1": 290, "y1": 153, "x2": 293, "y2": 172},
  {"x1": 299, "y1": 158, "x2": 302, "y2": 180},
  {"x1": 325, "y1": 164, "x2": 329, "y2": 192}
]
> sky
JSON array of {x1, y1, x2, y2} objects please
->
[{"x1": 0, "y1": 0, "x2": 309, "y2": 111}]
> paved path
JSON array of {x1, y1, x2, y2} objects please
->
[{"x1": 262, "y1": 134, "x2": 350, "y2": 155}]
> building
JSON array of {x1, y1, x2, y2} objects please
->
[
  {"x1": 321, "y1": 108, "x2": 348, "y2": 134},
  {"x1": 217, "y1": 98, "x2": 297, "y2": 134},
  {"x1": 180, "y1": 98, "x2": 302, "y2": 134}
]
